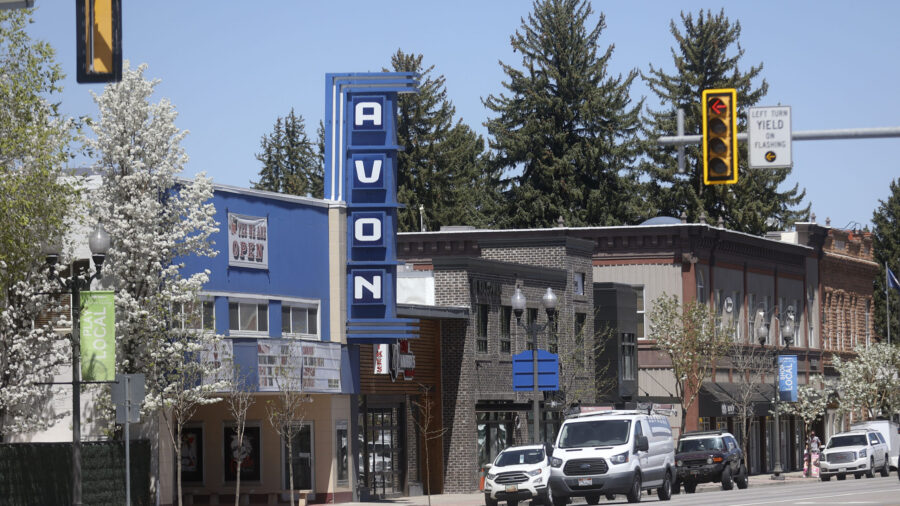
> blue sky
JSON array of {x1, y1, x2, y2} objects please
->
[{"x1": 28, "y1": 1, "x2": 900, "y2": 230}]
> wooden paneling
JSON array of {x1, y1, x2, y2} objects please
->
[{"x1": 359, "y1": 319, "x2": 441, "y2": 395}]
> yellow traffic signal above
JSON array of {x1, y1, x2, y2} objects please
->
[
  {"x1": 702, "y1": 88, "x2": 738, "y2": 185},
  {"x1": 76, "y1": 0, "x2": 122, "y2": 83}
]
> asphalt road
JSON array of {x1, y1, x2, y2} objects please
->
[
  {"x1": 346, "y1": 473, "x2": 900, "y2": 506},
  {"x1": 599, "y1": 476, "x2": 900, "y2": 505}
]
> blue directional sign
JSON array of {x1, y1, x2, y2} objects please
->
[
  {"x1": 778, "y1": 355, "x2": 798, "y2": 402},
  {"x1": 512, "y1": 349, "x2": 559, "y2": 391}
]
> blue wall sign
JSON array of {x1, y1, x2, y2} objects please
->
[
  {"x1": 512, "y1": 350, "x2": 559, "y2": 391},
  {"x1": 323, "y1": 73, "x2": 419, "y2": 342},
  {"x1": 778, "y1": 355, "x2": 798, "y2": 402}
]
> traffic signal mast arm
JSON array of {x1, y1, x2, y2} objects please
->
[{"x1": 657, "y1": 126, "x2": 900, "y2": 146}]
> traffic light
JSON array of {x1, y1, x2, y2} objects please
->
[
  {"x1": 76, "y1": 0, "x2": 122, "y2": 83},
  {"x1": 702, "y1": 88, "x2": 738, "y2": 185}
]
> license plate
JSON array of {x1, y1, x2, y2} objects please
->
[
  {"x1": 839, "y1": 468, "x2": 846, "y2": 472},
  {"x1": 505, "y1": 485, "x2": 517, "y2": 493},
  {"x1": 578, "y1": 478, "x2": 592, "y2": 487}
]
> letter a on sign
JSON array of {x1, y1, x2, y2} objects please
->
[{"x1": 355, "y1": 101, "x2": 382, "y2": 126}]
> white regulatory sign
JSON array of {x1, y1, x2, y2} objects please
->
[{"x1": 748, "y1": 106, "x2": 792, "y2": 169}]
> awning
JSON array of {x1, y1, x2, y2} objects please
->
[{"x1": 698, "y1": 381, "x2": 776, "y2": 418}]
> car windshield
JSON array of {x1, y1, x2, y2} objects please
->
[
  {"x1": 678, "y1": 437, "x2": 724, "y2": 452},
  {"x1": 494, "y1": 448, "x2": 545, "y2": 467},
  {"x1": 828, "y1": 435, "x2": 868, "y2": 448},
  {"x1": 558, "y1": 420, "x2": 630, "y2": 448}
]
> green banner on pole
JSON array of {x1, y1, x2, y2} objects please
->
[{"x1": 80, "y1": 291, "x2": 115, "y2": 381}]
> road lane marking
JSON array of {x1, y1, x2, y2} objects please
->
[{"x1": 724, "y1": 487, "x2": 899, "y2": 506}]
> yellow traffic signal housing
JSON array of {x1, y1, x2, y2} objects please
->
[
  {"x1": 76, "y1": 0, "x2": 122, "y2": 83},
  {"x1": 702, "y1": 88, "x2": 738, "y2": 185}
]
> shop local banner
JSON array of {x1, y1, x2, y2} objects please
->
[
  {"x1": 778, "y1": 355, "x2": 798, "y2": 402},
  {"x1": 80, "y1": 291, "x2": 115, "y2": 381}
]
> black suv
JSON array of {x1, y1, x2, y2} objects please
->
[{"x1": 674, "y1": 430, "x2": 748, "y2": 493}]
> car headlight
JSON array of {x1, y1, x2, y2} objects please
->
[
  {"x1": 609, "y1": 451, "x2": 629, "y2": 465},
  {"x1": 527, "y1": 468, "x2": 542, "y2": 477},
  {"x1": 550, "y1": 457, "x2": 563, "y2": 468},
  {"x1": 706, "y1": 457, "x2": 713, "y2": 464},
  {"x1": 858, "y1": 449, "x2": 867, "y2": 459},
  {"x1": 486, "y1": 472, "x2": 496, "y2": 480},
  {"x1": 820, "y1": 454, "x2": 827, "y2": 463},
  {"x1": 676, "y1": 460, "x2": 683, "y2": 467}
]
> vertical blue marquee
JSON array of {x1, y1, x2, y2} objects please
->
[{"x1": 323, "y1": 73, "x2": 419, "y2": 342}]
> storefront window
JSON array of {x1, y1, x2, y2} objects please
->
[
  {"x1": 283, "y1": 423, "x2": 313, "y2": 490},
  {"x1": 336, "y1": 420, "x2": 348, "y2": 485},
  {"x1": 476, "y1": 411, "x2": 515, "y2": 470}
]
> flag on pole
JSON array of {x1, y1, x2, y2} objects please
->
[{"x1": 889, "y1": 267, "x2": 900, "y2": 293}]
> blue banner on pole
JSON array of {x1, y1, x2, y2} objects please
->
[
  {"x1": 512, "y1": 350, "x2": 559, "y2": 391},
  {"x1": 778, "y1": 355, "x2": 798, "y2": 402}
]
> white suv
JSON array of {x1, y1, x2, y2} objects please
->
[
  {"x1": 484, "y1": 444, "x2": 552, "y2": 506},
  {"x1": 820, "y1": 429, "x2": 891, "y2": 480},
  {"x1": 548, "y1": 410, "x2": 675, "y2": 504}
]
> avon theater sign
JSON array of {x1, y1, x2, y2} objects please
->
[{"x1": 323, "y1": 73, "x2": 419, "y2": 342}]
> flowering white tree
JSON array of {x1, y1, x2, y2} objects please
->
[
  {"x1": 86, "y1": 62, "x2": 224, "y2": 505},
  {"x1": 777, "y1": 374, "x2": 832, "y2": 430},
  {"x1": 832, "y1": 343, "x2": 900, "y2": 421},
  {"x1": 648, "y1": 293, "x2": 731, "y2": 438},
  {"x1": 0, "y1": 8, "x2": 79, "y2": 438}
]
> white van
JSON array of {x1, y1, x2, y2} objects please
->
[
  {"x1": 548, "y1": 410, "x2": 675, "y2": 504},
  {"x1": 851, "y1": 420, "x2": 900, "y2": 470}
]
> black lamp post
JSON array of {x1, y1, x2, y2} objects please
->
[
  {"x1": 44, "y1": 224, "x2": 111, "y2": 506},
  {"x1": 756, "y1": 305, "x2": 796, "y2": 480},
  {"x1": 510, "y1": 286, "x2": 558, "y2": 444}
]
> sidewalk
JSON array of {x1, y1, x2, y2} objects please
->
[{"x1": 340, "y1": 471, "x2": 812, "y2": 506}]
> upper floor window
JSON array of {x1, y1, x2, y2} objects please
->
[
  {"x1": 282, "y1": 304, "x2": 319, "y2": 339},
  {"x1": 574, "y1": 272, "x2": 585, "y2": 296},
  {"x1": 500, "y1": 306, "x2": 512, "y2": 354},
  {"x1": 476, "y1": 304, "x2": 489, "y2": 353},
  {"x1": 229, "y1": 301, "x2": 268, "y2": 334},
  {"x1": 633, "y1": 286, "x2": 645, "y2": 340},
  {"x1": 175, "y1": 300, "x2": 215, "y2": 331}
]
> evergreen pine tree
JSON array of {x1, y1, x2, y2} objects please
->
[
  {"x1": 389, "y1": 50, "x2": 500, "y2": 231},
  {"x1": 484, "y1": 0, "x2": 644, "y2": 229},
  {"x1": 641, "y1": 9, "x2": 808, "y2": 234},
  {"x1": 872, "y1": 178, "x2": 900, "y2": 341},
  {"x1": 252, "y1": 109, "x2": 323, "y2": 198}
]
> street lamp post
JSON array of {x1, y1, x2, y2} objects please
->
[
  {"x1": 510, "y1": 286, "x2": 558, "y2": 445},
  {"x1": 756, "y1": 305, "x2": 796, "y2": 480},
  {"x1": 43, "y1": 224, "x2": 111, "y2": 506}
]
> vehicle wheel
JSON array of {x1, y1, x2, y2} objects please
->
[
  {"x1": 855, "y1": 473, "x2": 862, "y2": 479},
  {"x1": 605, "y1": 494, "x2": 616, "y2": 501},
  {"x1": 586, "y1": 495, "x2": 600, "y2": 505},
  {"x1": 820, "y1": 474, "x2": 831, "y2": 482},
  {"x1": 626, "y1": 472, "x2": 642, "y2": 503},
  {"x1": 735, "y1": 463, "x2": 749, "y2": 489},
  {"x1": 836, "y1": 473, "x2": 846, "y2": 480},
  {"x1": 683, "y1": 481, "x2": 697, "y2": 494},
  {"x1": 657, "y1": 470, "x2": 673, "y2": 501},
  {"x1": 881, "y1": 458, "x2": 891, "y2": 477},
  {"x1": 485, "y1": 495, "x2": 498, "y2": 506},
  {"x1": 721, "y1": 466, "x2": 734, "y2": 490},
  {"x1": 552, "y1": 495, "x2": 567, "y2": 506},
  {"x1": 508, "y1": 500, "x2": 518, "y2": 506},
  {"x1": 865, "y1": 457, "x2": 875, "y2": 478},
  {"x1": 543, "y1": 486, "x2": 555, "y2": 506}
]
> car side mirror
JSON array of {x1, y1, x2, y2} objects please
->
[
  {"x1": 484, "y1": 463, "x2": 492, "y2": 471},
  {"x1": 545, "y1": 442, "x2": 554, "y2": 457},
  {"x1": 635, "y1": 435, "x2": 649, "y2": 453}
]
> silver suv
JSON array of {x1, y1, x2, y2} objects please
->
[{"x1": 820, "y1": 429, "x2": 890, "y2": 480}]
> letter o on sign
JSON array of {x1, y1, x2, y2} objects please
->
[{"x1": 354, "y1": 217, "x2": 382, "y2": 242}]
